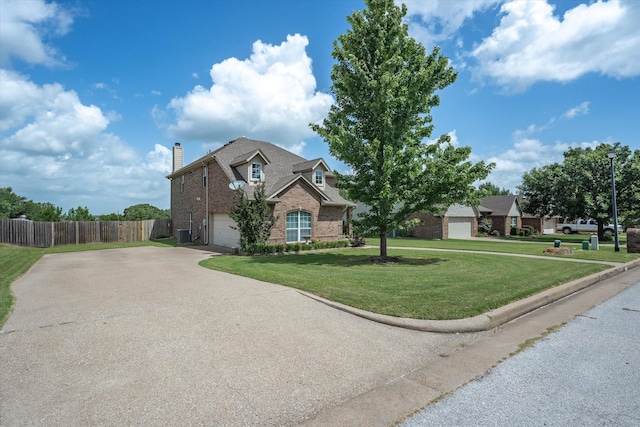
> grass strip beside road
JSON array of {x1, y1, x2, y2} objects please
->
[
  {"x1": 200, "y1": 248, "x2": 608, "y2": 320},
  {"x1": 367, "y1": 237, "x2": 639, "y2": 264}
]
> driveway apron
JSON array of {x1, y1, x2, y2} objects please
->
[{"x1": 0, "y1": 246, "x2": 482, "y2": 426}]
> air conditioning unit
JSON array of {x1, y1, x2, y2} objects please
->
[{"x1": 177, "y1": 229, "x2": 190, "y2": 244}]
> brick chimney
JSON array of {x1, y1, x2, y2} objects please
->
[{"x1": 172, "y1": 142, "x2": 183, "y2": 172}]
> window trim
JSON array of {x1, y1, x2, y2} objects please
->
[
  {"x1": 202, "y1": 165, "x2": 207, "y2": 187},
  {"x1": 286, "y1": 210, "x2": 312, "y2": 243},
  {"x1": 180, "y1": 175, "x2": 185, "y2": 193},
  {"x1": 251, "y1": 162, "x2": 262, "y2": 181},
  {"x1": 314, "y1": 170, "x2": 324, "y2": 185}
]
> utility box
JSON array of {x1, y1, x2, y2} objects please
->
[
  {"x1": 554, "y1": 240, "x2": 561, "y2": 248},
  {"x1": 177, "y1": 229, "x2": 190, "y2": 244},
  {"x1": 590, "y1": 235, "x2": 599, "y2": 250},
  {"x1": 582, "y1": 241, "x2": 589, "y2": 250}
]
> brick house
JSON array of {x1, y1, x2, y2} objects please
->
[
  {"x1": 516, "y1": 195, "x2": 558, "y2": 234},
  {"x1": 166, "y1": 137, "x2": 356, "y2": 248},
  {"x1": 406, "y1": 204, "x2": 481, "y2": 239},
  {"x1": 480, "y1": 195, "x2": 522, "y2": 236}
]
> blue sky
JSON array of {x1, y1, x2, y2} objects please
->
[{"x1": 1, "y1": 0, "x2": 638, "y2": 215}]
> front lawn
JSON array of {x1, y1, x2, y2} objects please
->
[
  {"x1": 366, "y1": 237, "x2": 639, "y2": 263},
  {"x1": 200, "y1": 248, "x2": 608, "y2": 320}
]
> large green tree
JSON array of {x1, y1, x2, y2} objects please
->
[
  {"x1": 311, "y1": 0, "x2": 492, "y2": 257},
  {"x1": 518, "y1": 142, "x2": 640, "y2": 237},
  {"x1": 123, "y1": 203, "x2": 170, "y2": 221}
]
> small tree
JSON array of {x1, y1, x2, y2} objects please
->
[
  {"x1": 228, "y1": 183, "x2": 277, "y2": 251},
  {"x1": 64, "y1": 206, "x2": 94, "y2": 221}
]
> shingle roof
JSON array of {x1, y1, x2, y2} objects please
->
[
  {"x1": 169, "y1": 137, "x2": 354, "y2": 208},
  {"x1": 480, "y1": 195, "x2": 519, "y2": 216}
]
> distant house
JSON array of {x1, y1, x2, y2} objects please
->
[
  {"x1": 480, "y1": 195, "x2": 522, "y2": 236},
  {"x1": 407, "y1": 204, "x2": 481, "y2": 239},
  {"x1": 517, "y1": 196, "x2": 557, "y2": 234},
  {"x1": 166, "y1": 137, "x2": 355, "y2": 248}
]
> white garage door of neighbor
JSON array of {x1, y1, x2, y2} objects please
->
[
  {"x1": 212, "y1": 214, "x2": 241, "y2": 248},
  {"x1": 543, "y1": 218, "x2": 556, "y2": 235},
  {"x1": 448, "y1": 217, "x2": 473, "y2": 238}
]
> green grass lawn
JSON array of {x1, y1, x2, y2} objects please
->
[
  {"x1": 200, "y1": 248, "x2": 610, "y2": 320},
  {"x1": 0, "y1": 239, "x2": 177, "y2": 328},
  {"x1": 366, "y1": 237, "x2": 639, "y2": 263}
]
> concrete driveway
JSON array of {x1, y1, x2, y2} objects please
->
[{"x1": 0, "y1": 246, "x2": 483, "y2": 426}]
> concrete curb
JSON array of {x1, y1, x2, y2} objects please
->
[{"x1": 298, "y1": 257, "x2": 640, "y2": 333}]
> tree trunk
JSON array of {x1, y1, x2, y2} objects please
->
[
  {"x1": 380, "y1": 232, "x2": 387, "y2": 257},
  {"x1": 597, "y1": 221, "x2": 604, "y2": 240}
]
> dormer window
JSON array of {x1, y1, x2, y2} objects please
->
[
  {"x1": 314, "y1": 170, "x2": 324, "y2": 185},
  {"x1": 251, "y1": 162, "x2": 262, "y2": 181}
]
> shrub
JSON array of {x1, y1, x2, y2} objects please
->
[
  {"x1": 350, "y1": 236, "x2": 366, "y2": 247},
  {"x1": 476, "y1": 232, "x2": 487, "y2": 237},
  {"x1": 510, "y1": 227, "x2": 520, "y2": 236},
  {"x1": 479, "y1": 218, "x2": 493, "y2": 234},
  {"x1": 491, "y1": 230, "x2": 501, "y2": 237}
]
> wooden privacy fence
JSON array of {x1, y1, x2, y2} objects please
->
[{"x1": 0, "y1": 219, "x2": 172, "y2": 248}]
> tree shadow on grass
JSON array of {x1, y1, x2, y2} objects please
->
[{"x1": 232, "y1": 251, "x2": 448, "y2": 267}]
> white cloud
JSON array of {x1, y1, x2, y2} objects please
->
[
  {"x1": 484, "y1": 129, "x2": 608, "y2": 191},
  {"x1": 166, "y1": 34, "x2": 334, "y2": 153},
  {"x1": 563, "y1": 101, "x2": 590, "y2": 119},
  {"x1": 401, "y1": 0, "x2": 500, "y2": 47},
  {"x1": 471, "y1": 0, "x2": 640, "y2": 92},
  {"x1": 0, "y1": 0, "x2": 73, "y2": 67},
  {"x1": 0, "y1": 70, "x2": 170, "y2": 213}
]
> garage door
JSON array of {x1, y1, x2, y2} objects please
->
[
  {"x1": 448, "y1": 217, "x2": 473, "y2": 238},
  {"x1": 543, "y1": 218, "x2": 556, "y2": 235},
  {"x1": 212, "y1": 214, "x2": 240, "y2": 248}
]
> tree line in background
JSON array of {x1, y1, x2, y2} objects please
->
[
  {"x1": 519, "y1": 142, "x2": 640, "y2": 234},
  {"x1": 0, "y1": 188, "x2": 170, "y2": 221}
]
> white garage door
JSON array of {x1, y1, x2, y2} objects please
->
[
  {"x1": 543, "y1": 218, "x2": 556, "y2": 235},
  {"x1": 448, "y1": 217, "x2": 473, "y2": 238},
  {"x1": 212, "y1": 214, "x2": 240, "y2": 248}
]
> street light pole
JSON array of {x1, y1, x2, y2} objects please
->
[{"x1": 606, "y1": 149, "x2": 620, "y2": 252}]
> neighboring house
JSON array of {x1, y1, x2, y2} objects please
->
[
  {"x1": 166, "y1": 137, "x2": 356, "y2": 248},
  {"x1": 480, "y1": 195, "x2": 522, "y2": 236},
  {"x1": 517, "y1": 196, "x2": 557, "y2": 234},
  {"x1": 407, "y1": 204, "x2": 481, "y2": 239}
]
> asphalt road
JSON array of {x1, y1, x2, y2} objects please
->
[{"x1": 401, "y1": 280, "x2": 640, "y2": 426}]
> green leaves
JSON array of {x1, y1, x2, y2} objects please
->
[
  {"x1": 518, "y1": 142, "x2": 640, "y2": 233},
  {"x1": 228, "y1": 183, "x2": 278, "y2": 249},
  {"x1": 311, "y1": 0, "x2": 492, "y2": 256}
]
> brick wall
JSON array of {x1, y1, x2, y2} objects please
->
[
  {"x1": 170, "y1": 165, "x2": 207, "y2": 241},
  {"x1": 269, "y1": 181, "x2": 343, "y2": 243},
  {"x1": 522, "y1": 217, "x2": 543, "y2": 233},
  {"x1": 627, "y1": 228, "x2": 640, "y2": 253},
  {"x1": 406, "y1": 212, "x2": 444, "y2": 239}
]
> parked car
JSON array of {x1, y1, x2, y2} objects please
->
[{"x1": 556, "y1": 218, "x2": 618, "y2": 235}]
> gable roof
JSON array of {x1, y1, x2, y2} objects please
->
[
  {"x1": 167, "y1": 137, "x2": 355, "y2": 208},
  {"x1": 480, "y1": 195, "x2": 520, "y2": 216}
]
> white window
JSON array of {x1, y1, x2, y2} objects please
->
[
  {"x1": 286, "y1": 211, "x2": 311, "y2": 242},
  {"x1": 510, "y1": 217, "x2": 517, "y2": 227},
  {"x1": 251, "y1": 162, "x2": 262, "y2": 180},
  {"x1": 202, "y1": 166, "x2": 207, "y2": 187},
  {"x1": 315, "y1": 170, "x2": 324, "y2": 185}
]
